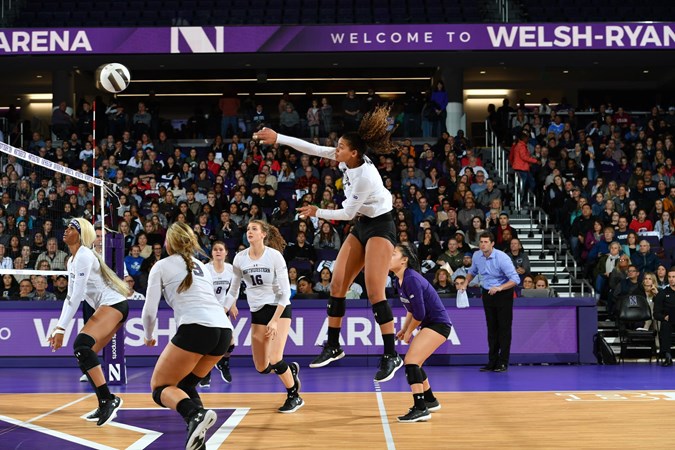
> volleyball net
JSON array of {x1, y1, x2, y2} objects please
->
[
  {"x1": 1, "y1": 140, "x2": 128, "y2": 384},
  {"x1": 0, "y1": 140, "x2": 115, "y2": 280}
]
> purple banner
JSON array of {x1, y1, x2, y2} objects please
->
[
  {"x1": 0, "y1": 305, "x2": 576, "y2": 357},
  {"x1": 0, "y1": 23, "x2": 673, "y2": 55}
]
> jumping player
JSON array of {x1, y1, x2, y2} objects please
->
[
  {"x1": 48, "y1": 218, "x2": 131, "y2": 426},
  {"x1": 255, "y1": 106, "x2": 403, "y2": 382},
  {"x1": 390, "y1": 242, "x2": 452, "y2": 423},
  {"x1": 224, "y1": 220, "x2": 303, "y2": 413},
  {"x1": 142, "y1": 222, "x2": 233, "y2": 450}
]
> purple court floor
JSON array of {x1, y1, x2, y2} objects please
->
[{"x1": 1, "y1": 363, "x2": 673, "y2": 395}]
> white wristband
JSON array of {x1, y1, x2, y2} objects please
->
[{"x1": 51, "y1": 329, "x2": 65, "y2": 338}]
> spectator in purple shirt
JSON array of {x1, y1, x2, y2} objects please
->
[{"x1": 390, "y1": 242, "x2": 451, "y2": 424}]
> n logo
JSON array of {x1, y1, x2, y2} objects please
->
[
  {"x1": 629, "y1": 296, "x2": 638, "y2": 307},
  {"x1": 109, "y1": 363, "x2": 121, "y2": 382},
  {"x1": 171, "y1": 27, "x2": 224, "y2": 53}
]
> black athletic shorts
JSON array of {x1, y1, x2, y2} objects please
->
[
  {"x1": 171, "y1": 323, "x2": 233, "y2": 356},
  {"x1": 423, "y1": 322, "x2": 452, "y2": 339},
  {"x1": 350, "y1": 210, "x2": 396, "y2": 246},
  {"x1": 108, "y1": 300, "x2": 129, "y2": 323},
  {"x1": 251, "y1": 304, "x2": 292, "y2": 325}
]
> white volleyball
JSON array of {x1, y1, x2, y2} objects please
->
[{"x1": 96, "y1": 63, "x2": 131, "y2": 93}]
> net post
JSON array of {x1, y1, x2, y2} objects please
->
[{"x1": 103, "y1": 233, "x2": 127, "y2": 385}]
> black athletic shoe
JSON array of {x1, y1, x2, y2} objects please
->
[
  {"x1": 97, "y1": 395, "x2": 123, "y2": 427},
  {"x1": 397, "y1": 407, "x2": 431, "y2": 423},
  {"x1": 425, "y1": 399, "x2": 441, "y2": 412},
  {"x1": 198, "y1": 373, "x2": 211, "y2": 388},
  {"x1": 278, "y1": 396, "x2": 304, "y2": 413},
  {"x1": 185, "y1": 408, "x2": 217, "y2": 450},
  {"x1": 216, "y1": 360, "x2": 232, "y2": 383},
  {"x1": 84, "y1": 408, "x2": 100, "y2": 422},
  {"x1": 374, "y1": 353, "x2": 403, "y2": 383},
  {"x1": 407, "y1": 400, "x2": 441, "y2": 414},
  {"x1": 309, "y1": 344, "x2": 345, "y2": 368},
  {"x1": 289, "y1": 362, "x2": 301, "y2": 392}
]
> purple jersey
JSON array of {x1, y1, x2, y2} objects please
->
[{"x1": 397, "y1": 268, "x2": 451, "y2": 328}]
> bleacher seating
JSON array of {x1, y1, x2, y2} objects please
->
[
  {"x1": 520, "y1": 0, "x2": 675, "y2": 22},
  {"x1": 10, "y1": 0, "x2": 488, "y2": 27}
]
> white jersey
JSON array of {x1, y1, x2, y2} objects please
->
[
  {"x1": 142, "y1": 254, "x2": 232, "y2": 341},
  {"x1": 225, "y1": 247, "x2": 291, "y2": 312},
  {"x1": 277, "y1": 134, "x2": 392, "y2": 220},
  {"x1": 57, "y1": 246, "x2": 126, "y2": 330},
  {"x1": 207, "y1": 262, "x2": 234, "y2": 307}
]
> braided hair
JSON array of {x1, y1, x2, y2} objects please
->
[{"x1": 166, "y1": 221, "x2": 207, "y2": 293}]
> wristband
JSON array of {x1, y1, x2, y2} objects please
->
[{"x1": 51, "y1": 329, "x2": 65, "y2": 338}]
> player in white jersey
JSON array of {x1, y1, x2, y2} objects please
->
[
  {"x1": 199, "y1": 241, "x2": 236, "y2": 387},
  {"x1": 48, "y1": 218, "x2": 131, "y2": 427},
  {"x1": 255, "y1": 106, "x2": 403, "y2": 382},
  {"x1": 142, "y1": 222, "x2": 233, "y2": 450},
  {"x1": 225, "y1": 220, "x2": 303, "y2": 413}
]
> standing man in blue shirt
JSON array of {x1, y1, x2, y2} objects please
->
[{"x1": 461, "y1": 232, "x2": 520, "y2": 372}]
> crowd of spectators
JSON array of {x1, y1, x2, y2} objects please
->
[{"x1": 10, "y1": 91, "x2": 671, "y2": 304}]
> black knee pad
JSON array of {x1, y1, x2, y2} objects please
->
[
  {"x1": 257, "y1": 363, "x2": 273, "y2": 374},
  {"x1": 73, "y1": 333, "x2": 99, "y2": 372},
  {"x1": 405, "y1": 364, "x2": 424, "y2": 385},
  {"x1": 270, "y1": 360, "x2": 289, "y2": 375},
  {"x1": 420, "y1": 367, "x2": 428, "y2": 382},
  {"x1": 327, "y1": 296, "x2": 346, "y2": 318},
  {"x1": 371, "y1": 300, "x2": 394, "y2": 325},
  {"x1": 152, "y1": 385, "x2": 169, "y2": 407}
]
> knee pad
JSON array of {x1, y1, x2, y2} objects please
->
[
  {"x1": 327, "y1": 296, "x2": 346, "y2": 318},
  {"x1": 371, "y1": 300, "x2": 394, "y2": 325},
  {"x1": 257, "y1": 363, "x2": 273, "y2": 375},
  {"x1": 226, "y1": 343, "x2": 235, "y2": 354},
  {"x1": 405, "y1": 364, "x2": 424, "y2": 385},
  {"x1": 420, "y1": 367, "x2": 428, "y2": 382},
  {"x1": 73, "y1": 333, "x2": 99, "y2": 372},
  {"x1": 270, "y1": 360, "x2": 289, "y2": 375},
  {"x1": 152, "y1": 385, "x2": 169, "y2": 407}
]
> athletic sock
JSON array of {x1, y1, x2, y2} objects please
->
[
  {"x1": 286, "y1": 384, "x2": 299, "y2": 398},
  {"x1": 413, "y1": 393, "x2": 426, "y2": 411},
  {"x1": 95, "y1": 383, "x2": 114, "y2": 403},
  {"x1": 327, "y1": 327, "x2": 341, "y2": 348},
  {"x1": 382, "y1": 333, "x2": 396, "y2": 355},
  {"x1": 178, "y1": 372, "x2": 203, "y2": 402},
  {"x1": 424, "y1": 388, "x2": 436, "y2": 403},
  {"x1": 176, "y1": 398, "x2": 200, "y2": 424}
]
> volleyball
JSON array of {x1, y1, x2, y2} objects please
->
[{"x1": 95, "y1": 63, "x2": 131, "y2": 93}]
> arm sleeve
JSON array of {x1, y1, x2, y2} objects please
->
[
  {"x1": 274, "y1": 251, "x2": 292, "y2": 307},
  {"x1": 316, "y1": 176, "x2": 371, "y2": 221},
  {"x1": 468, "y1": 259, "x2": 479, "y2": 277},
  {"x1": 223, "y1": 256, "x2": 243, "y2": 310},
  {"x1": 519, "y1": 143, "x2": 538, "y2": 164},
  {"x1": 406, "y1": 278, "x2": 427, "y2": 322},
  {"x1": 56, "y1": 255, "x2": 91, "y2": 329},
  {"x1": 141, "y1": 263, "x2": 162, "y2": 341},
  {"x1": 276, "y1": 134, "x2": 337, "y2": 160}
]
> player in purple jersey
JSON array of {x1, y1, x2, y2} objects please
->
[{"x1": 390, "y1": 242, "x2": 452, "y2": 423}]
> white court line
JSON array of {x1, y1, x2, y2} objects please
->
[
  {"x1": 373, "y1": 381, "x2": 396, "y2": 450},
  {"x1": 207, "y1": 408, "x2": 250, "y2": 449},
  {"x1": 0, "y1": 413, "x2": 116, "y2": 450},
  {"x1": 25, "y1": 393, "x2": 95, "y2": 424}
]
